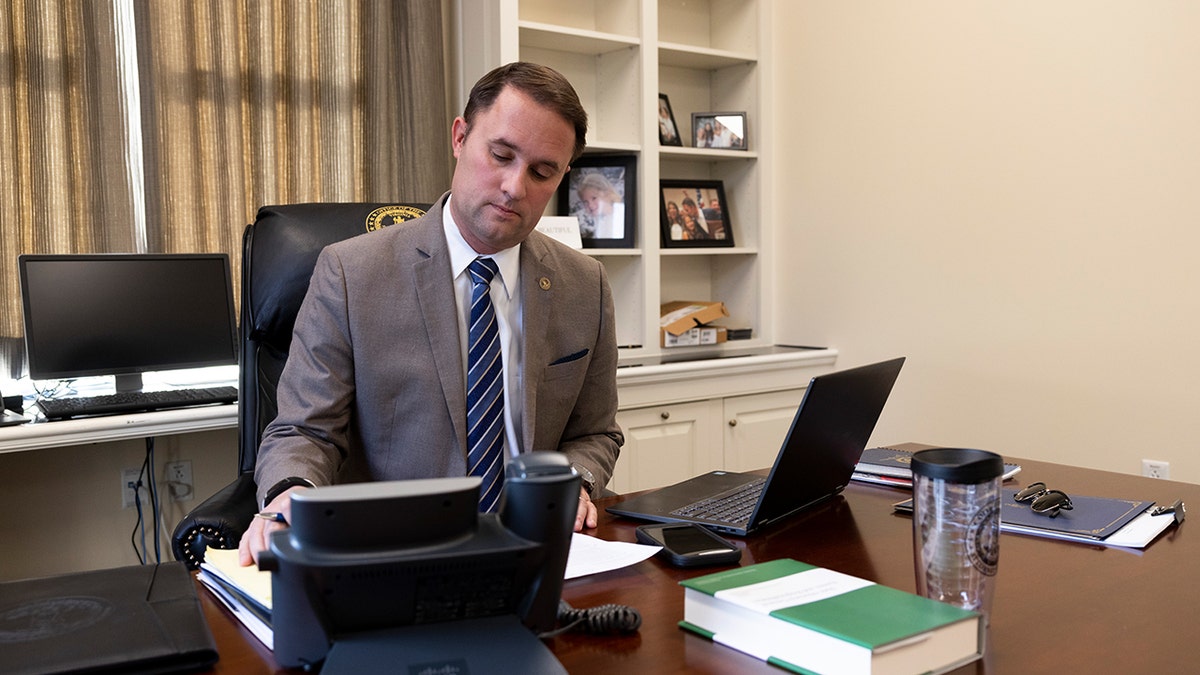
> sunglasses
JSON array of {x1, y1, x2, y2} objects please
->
[
  {"x1": 1014, "y1": 481, "x2": 1074, "y2": 517},
  {"x1": 1151, "y1": 499, "x2": 1187, "y2": 525}
]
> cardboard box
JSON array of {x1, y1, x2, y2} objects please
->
[
  {"x1": 661, "y1": 325, "x2": 728, "y2": 348},
  {"x1": 660, "y1": 301, "x2": 729, "y2": 336}
]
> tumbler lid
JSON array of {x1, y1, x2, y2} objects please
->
[{"x1": 910, "y1": 448, "x2": 1004, "y2": 484}]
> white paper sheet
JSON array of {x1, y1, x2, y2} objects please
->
[{"x1": 564, "y1": 533, "x2": 661, "y2": 579}]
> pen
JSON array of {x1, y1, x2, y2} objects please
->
[{"x1": 255, "y1": 511, "x2": 288, "y2": 525}]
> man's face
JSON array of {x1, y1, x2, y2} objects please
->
[{"x1": 449, "y1": 86, "x2": 576, "y2": 254}]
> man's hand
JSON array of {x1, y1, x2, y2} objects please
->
[
  {"x1": 237, "y1": 487, "x2": 304, "y2": 567},
  {"x1": 574, "y1": 486, "x2": 598, "y2": 531}
]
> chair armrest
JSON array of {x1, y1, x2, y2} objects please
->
[{"x1": 170, "y1": 472, "x2": 258, "y2": 569}]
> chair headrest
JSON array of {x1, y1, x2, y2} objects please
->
[{"x1": 246, "y1": 202, "x2": 430, "y2": 347}]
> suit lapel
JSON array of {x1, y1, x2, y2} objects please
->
[
  {"x1": 519, "y1": 235, "x2": 555, "y2": 453},
  {"x1": 410, "y1": 211, "x2": 469, "y2": 455}
]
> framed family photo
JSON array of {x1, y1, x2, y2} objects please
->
[
  {"x1": 691, "y1": 111, "x2": 747, "y2": 150},
  {"x1": 557, "y1": 154, "x2": 637, "y2": 249},
  {"x1": 659, "y1": 179, "x2": 735, "y2": 248},
  {"x1": 657, "y1": 93, "x2": 682, "y2": 146}
]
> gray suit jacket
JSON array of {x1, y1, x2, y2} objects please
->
[{"x1": 254, "y1": 194, "x2": 623, "y2": 503}]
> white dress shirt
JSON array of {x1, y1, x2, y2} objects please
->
[{"x1": 442, "y1": 197, "x2": 525, "y2": 459}]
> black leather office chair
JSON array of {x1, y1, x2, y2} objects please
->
[{"x1": 171, "y1": 202, "x2": 431, "y2": 569}]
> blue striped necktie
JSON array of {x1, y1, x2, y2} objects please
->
[{"x1": 466, "y1": 257, "x2": 504, "y2": 512}]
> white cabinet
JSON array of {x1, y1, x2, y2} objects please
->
[
  {"x1": 722, "y1": 388, "x2": 808, "y2": 473},
  {"x1": 611, "y1": 388, "x2": 808, "y2": 493},
  {"x1": 610, "y1": 399, "x2": 723, "y2": 494},
  {"x1": 607, "y1": 347, "x2": 836, "y2": 493},
  {"x1": 458, "y1": 0, "x2": 774, "y2": 359}
]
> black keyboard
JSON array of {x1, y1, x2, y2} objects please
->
[
  {"x1": 670, "y1": 477, "x2": 766, "y2": 526},
  {"x1": 36, "y1": 386, "x2": 238, "y2": 420}
]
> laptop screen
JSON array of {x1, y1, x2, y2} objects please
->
[{"x1": 749, "y1": 357, "x2": 905, "y2": 528}]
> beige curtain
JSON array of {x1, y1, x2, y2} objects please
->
[
  {"x1": 0, "y1": 0, "x2": 138, "y2": 374},
  {"x1": 135, "y1": 0, "x2": 450, "y2": 256},
  {"x1": 1, "y1": 0, "x2": 450, "y2": 378}
]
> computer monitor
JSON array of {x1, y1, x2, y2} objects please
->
[{"x1": 18, "y1": 253, "x2": 238, "y2": 392}]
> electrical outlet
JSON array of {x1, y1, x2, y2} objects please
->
[
  {"x1": 1142, "y1": 459, "x2": 1170, "y2": 480},
  {"x1": 164, "y1": 460, "x2": 194, "y2": 501},
  {"x1": 121, "y1": 468, "x2": 147, "y2": 509}
]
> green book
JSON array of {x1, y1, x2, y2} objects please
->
[{"x1": 679, "y1": 559, "x2": 982, "y2": 675}]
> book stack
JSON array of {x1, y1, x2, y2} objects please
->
[
  {"x1": 853, "y1": 446, "x2": 1022, "y2": 488},
  {"x1": 196, "y1": 548, "x2": 274, "y2": 649},
  {"x1": 680, "y1": 558, "x2": 983, "y2": 675}
]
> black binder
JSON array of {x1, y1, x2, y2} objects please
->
[{"x1": 0, "y1": 562, "x2": 218, "y2": 674}]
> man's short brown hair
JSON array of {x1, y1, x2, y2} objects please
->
[{"x1": 464, "y1": 62, "x2": 589, "y2": 163}]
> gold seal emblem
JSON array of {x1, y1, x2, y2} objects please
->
[{"x1": 365, "y1": 205, "x2": 427, "y2": 232}]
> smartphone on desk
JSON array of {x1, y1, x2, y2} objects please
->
[{"x1": 635, "y1": 522, "x2": 742, "y2": 567}]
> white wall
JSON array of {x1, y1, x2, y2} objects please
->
[{"x1": 773, "y1": 2, "x2": 1200, "y2": 482}]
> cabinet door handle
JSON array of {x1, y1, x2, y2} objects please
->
[
  {"x1": 660, "y1": 411, "x2": 670, "y2": 420},
  {"x1": 728, "y1": 419, "x2": 738, "y2": 427}
]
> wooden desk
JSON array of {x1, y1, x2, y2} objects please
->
[{"x1": 198, "y1": 454, "x2": 1196, "y2": 673}]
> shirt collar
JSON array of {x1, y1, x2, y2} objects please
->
[{"x1": 442, "y1": 196, "x2": 521, "y2": 298}]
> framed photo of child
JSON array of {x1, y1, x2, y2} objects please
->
[{"x1": 556, "y1": 154, "x2": 637, "y2": 249}]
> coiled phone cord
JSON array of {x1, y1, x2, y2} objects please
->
[{"x1": 539, "y1": 600, "x2": 642, "y2": 638}]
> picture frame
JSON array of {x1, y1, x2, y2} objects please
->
[
  {"x1": 691, "y1": 111, "x2": 747, "y2": 150},
  {"x1": 657, "y1": 93, "x2": 682, "y2": 146},
  {"x1": 659, "y1": 179, "x2": 735, "y2": 248},
  {"x1": 557, "y1": 154, "x2": 637, "y2": 249}
]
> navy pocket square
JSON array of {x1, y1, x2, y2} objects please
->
[{"x1": 550, "y1": 349, "x2": 589, "y2": 366}]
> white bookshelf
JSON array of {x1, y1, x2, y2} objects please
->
[{"x1": 458, "y1": 0, "x2": 775, "y2": 359}]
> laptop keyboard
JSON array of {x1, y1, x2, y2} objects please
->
[{"x1": 670, "y1": 477, "x2": 766, "y2": 526}]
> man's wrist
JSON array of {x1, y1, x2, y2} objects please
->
[
  {"x1": 571, "y1": 463, "x2": 596, "y2": 496},
  {"x1": 262, "y1": 476, "x2": 315, "y2": 509}
]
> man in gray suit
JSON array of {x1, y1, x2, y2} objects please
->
[{"x1": 239, "y1": 63, "x2": 623, "y2": 565}]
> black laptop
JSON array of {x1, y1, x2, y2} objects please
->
[{"x1": 607, "y1": 357, "x2": 905, "y2": 536}]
